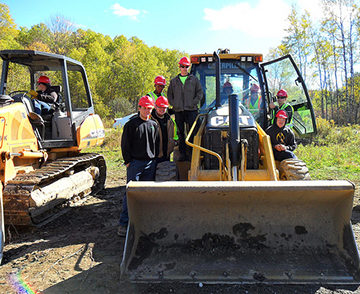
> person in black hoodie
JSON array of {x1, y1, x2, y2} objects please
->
[
  {"x1": 28, "y1": 76, "x2": 58, "y2": 115},
  {"x1": 118, "y1": 96, "x2": 160, "y2": 237},
  {"x1": 265, "y1": 110, "x2": 297, "y2": 161}
]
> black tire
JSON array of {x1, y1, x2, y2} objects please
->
[
  {"x1": 277, "y1": 159, "x2": 311, "y2": 181},
  {"x1": 155, "y1": 161, "x2": 179, "y2": 181}
]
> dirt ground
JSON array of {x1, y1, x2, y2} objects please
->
[{"x1": 1, "y1": 172, "x2": 360, "y2": 294}]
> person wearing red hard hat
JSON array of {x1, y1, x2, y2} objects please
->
[
  {"x1": 265, "y1": 109, "x2": 297, "y2": 162},
  {"x1": 147, "y1": 75, "x2": 166, "y2": 102},
  {"x1": 28, "y1": 75, "x2": 58, "y2": 115},
  {"x1": 219, "y1": 81, "x2": 234, "y2": 104},
  {"x1": 167, "y1": 56, "x2": 203, "y2": 161},
  {"x1": 119, "y1": 95, "x2": 160, "y2": 237},
  {"x1": 269, "y1": 89, "x2": 294, "y2": 127},
  {"x1": 243, "y1": 83, "x2": 264, "y2": 120},
  {"x1": 151, "y1": 96, "x2": 178, "y2": 163},
  {"x1": 222, "y1": 81, "x2": 233, "y2": 95},
  {"x1": 147, "y1": 75, "x2": 175, "y2": 115}
]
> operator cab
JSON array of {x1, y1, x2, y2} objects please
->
[
  {"x1": 191, "y1": 51, "x2": 267, "y2": 130},
  {"x1": 190, "y1": 50, "x2": 317, "y2": 137},
  {"x1": 0, "y1": 50, "x2": 98, "y2": 149}
]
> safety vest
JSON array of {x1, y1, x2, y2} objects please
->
[
  {"x1": 148, "y1": 91, "x2": 165, "y2": 102},
  {"x1": 171, "y1": 117, "x2": 178, "y2": 141},
  {"x1": 245, "y1": 96, "x2": 261, "y2": 110},
  {"x1": 271, "y1": 103, "x2": 294, "y2": 127}
]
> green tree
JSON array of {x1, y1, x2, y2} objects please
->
[
  {"x1": 17, "y1": 23, "x2": 52, "y2": 51},
  {"x1": 0, "y1": 3, "x2": 19, "y2": 49},
  {"x1": 283, "y1": 6, "x2": 312, "y2": 81}
]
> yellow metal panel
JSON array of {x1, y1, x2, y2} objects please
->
[
  {"x1": 0, "y1": 103, "x2": 39, "y2": 184},
  {"x1": 77, "y1": 114, "x2": 105, "y2": 149}
]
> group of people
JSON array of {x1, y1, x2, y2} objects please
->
[
  {"x1": 267, "y1": 89, "x2": 297, "y2": 162},
  {"x1": 221, "y1": 82, "x2": 296, "y2": 162},
  {"x1": 117, "y1": 56, "x2": 298, "y2": 237},
  {"x1": 24, "y1": 62, "x2": 298, "y2": 239},
  {"x1": 118, "y1": 56, "x2": 203, "y2": 236}
]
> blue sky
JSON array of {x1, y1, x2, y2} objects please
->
[{"x1": 6, "y1": 0, "x2": 323, "y2": 55}]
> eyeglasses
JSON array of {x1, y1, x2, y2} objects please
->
[
  {"x1": 277, "y1": 96, "x2": 286, "y2": 100},
  {"x1": 155, "y1": 84, "x2": 165, "y2": 87},
  {"x1": 180, "y1": 65, "x2": 189, "y2": 68}
]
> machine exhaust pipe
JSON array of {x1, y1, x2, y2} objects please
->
[
  {"x1": 213, "y1": 51, "x2": 221, "y2": 109},
  {"x1": 229, "y1": 94, "x2": 241, "y2": 180}
]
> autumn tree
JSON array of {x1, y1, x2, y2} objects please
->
[
  {"x1": 0, "y1": 3, "x2": 19, "y2": 49},
  {"x1": 46, "y1": 14, "x2": 77, "y2": 55},
  {"x1": 283, "y1": 6, "x2": 312, "y2": 82}
]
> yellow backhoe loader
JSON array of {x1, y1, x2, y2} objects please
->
[
  {"x1": 0, "y1": 50, "x2": 106, "y2": 263},
  {"x1": 120, "y1": 50, "x2": 359, "y2": 284}
]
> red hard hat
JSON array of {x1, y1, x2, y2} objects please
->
[
  {"x1": 154, "y1": 75, "x2": 166, "y2": 86},
  {"x1": 37, "y1": 76, "x2": 51, "y2": 84},
  {"x1": 277, "y1": 89, "x2": 288, "y2": 98},
  {"x1": 155, "y1": 96, "x2": 169, "y2": 107},
  {"x1": 223, "y1": 82, "x2": 233, "y2": 88},
  {"x1": 276, "y1": 110, "x2": 288, "y2": 119},
  {"x1": 179, "y1": 56, "x2": 190, "y2": 66},
  {"x1": 138, "y1": 96, "x2": 154, "y2": 107},
  {"x1": 251, "y1": 84, "x2": 260, "y2": 92}
]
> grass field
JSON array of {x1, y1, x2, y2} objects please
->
[{"x1": 296, "y1": 118, "x2": 360, "y2": 183}]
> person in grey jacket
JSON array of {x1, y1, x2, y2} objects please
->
[{"x1": 167, "y1": 56, "x2": 203, "y2": 161}]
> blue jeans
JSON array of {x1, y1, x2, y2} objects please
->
[
  {"x1": 33, "y1": 99, "x2": 51, "y2": 115},
  {"x1": 274, "y1": 150, "x2": 297, "y2": 161},
  {"x1": 119, "y1": 159, "x2": 156, "y2": 226}
]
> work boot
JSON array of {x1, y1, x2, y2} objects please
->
[{"x1": 117, "y1": 225, "x2": 127, "y2": 237}]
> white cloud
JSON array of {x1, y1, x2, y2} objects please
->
[
  {"x1": 204, "y1": 0, "x2": 292, "y2": 38},
  {"x1": 111, "y1": 4, "x2": 140, "y2": 20}
]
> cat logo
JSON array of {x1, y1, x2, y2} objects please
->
[
  {"x1": 210, "y1": 115, "x2": 251, "y2": 127},
  {"x1": 276, "y1": 132, "x2": 286, "y2": 144}
]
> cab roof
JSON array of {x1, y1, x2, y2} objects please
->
[{"x1": 0, "y1": 50, "x2": 84, "y2": 72}]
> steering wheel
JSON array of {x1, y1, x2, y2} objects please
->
[{"x1": 9, "y1": 90, "x2": 29, "y2": 98}]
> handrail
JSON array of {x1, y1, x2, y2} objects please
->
[{"x1": 185, "y1": 113, "x2": 225, "y2": 181}]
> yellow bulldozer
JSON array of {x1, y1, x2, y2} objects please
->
[
  {"x1": 0, "y1": 50, "x2": 106, "y2": 263},
  {"x1": 120, "y1": 49, "x2": 360, "y2": 284}
]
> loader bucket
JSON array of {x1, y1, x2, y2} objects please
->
[{"x1": 120, "y1": 180, "x2": 360, "y2": 284}]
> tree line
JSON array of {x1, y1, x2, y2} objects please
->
[
  {"x1": 267, "y1": 0, "x2": 360, "y2": 125},
  {"x1": 0, "y1": 3, "x2": 184, "y2": 122}
]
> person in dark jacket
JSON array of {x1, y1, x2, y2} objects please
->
[
  {"x1": 28, "y1": 75, "x2": 58, "y2": 115},
  {"x1": 269, "y1": 89, "x2": 294, "y2": 127},
  {"x1": 265, "y1": 110, "x2": 297, "y2": 161},
  {"x1": 118, "y1": 96, "x2": 160, "y2": 237},
  {"x1": 167, "y1": 56, "x2": 203, "y2": 161},
  {"x1": 151, "y1": 96, "x2": 177, "y2": 163}
]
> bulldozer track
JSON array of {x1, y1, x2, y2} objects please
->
[{"x1": 3, "y1": 153, "x2": 106, "y2": 226}]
